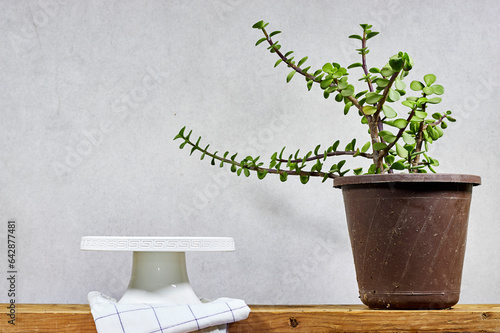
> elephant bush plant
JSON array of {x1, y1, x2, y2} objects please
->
[{"x1": 174, "y1": 21, "x2": 455, "y2": 184}]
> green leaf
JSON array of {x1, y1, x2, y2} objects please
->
[
  {"x1": 255, "y1": 37, "x2": 267, "y2": 46},
  {"x1": 393, "y1": 118, "x2": 408, "y2": 129},
  {"x1": 174, "y1": 126, "x2": 186, "y2": 140},
  {"x1": 424, "y1": 74, "x2": 436, "y2": 86},
  {"x1": 348, "y1": 62, "x2": 363, "y2": 69},
  {"x1": 432, "y1": 112, "x2": 442, "y2": 120},
  {"x1": 252, "y1": 20, "x2": 265, "y2": 29},
  {"x1": 363, "y1": 105, "x2": 377, "y2": 115},
  {"x1": 361, "y1": 141, "x2": 371, "y2": 153},
  {"x1": 332, "y1": 140, "x2": 340, "y2": 152},
  {"x1": 269, "y1": 30, "x2": 281, "y2": 37},
  {"x1": 338, "y1": 160, "x2": 346, "y2": 169},
  {"x1": 423, "y1": 86, "x2": 434, "y2": 95},
  {"x1": 279, "y1": 171, "x2": 288, "y2": 182},
  {"x1": 385, "y1": 154, "x2": 395, "y2": 165},
  {"x1": 320, "y1": 78, "x2": 334, "y2": 89},
  {"x1": 365, "y1": 92, "x2": 383, "y2": 104},
  {"x1": 389, "y1": 58, "x2": 403, "y2": 71},
  {"x1": 349, "y1": 34, "x2": 362, "y2": 40},
  {"x1": 432, "y1": 84, "x2": 445, "y2": 95},
  {"x1": 382, "y1": 105, "x2": 397, "y2": 118},
  {"x1": 375, "y1": 78, "x2": 390, "y2": 88},
  {"x1": 353, "y1": 167, "x2": 363, "y2": 175},
  {"x1": 369, "y1": 67, "x2": 380, "y2": 73},
  {"x1": 321, "y1": 174, "x2": 330, "y2": 183},
  {"x1": 286, "y1": 70, "x2": 296, "y2": 83},
  {"x1": 395, "y1": 142, "x2": 408, "y2": 158},
  {"x1": 355, "y1": 90, "x2": 368, "y2": 99},
  {"x1": 306, "y1": 80, "x2": 313, "y2": 91},
  {"x1": 373, "y1": 142, "x2": 388, "y2": 150},
  {"x1": 274, "y1": 59, "x2": 282, "y2": 67},
  {"x1": 379, "y1": 131, "x2": 397, "y2": 143},
  {"x1": 294, "y1": 149, "x2": 301, "y2": 160},
  {"x1": 269, "y1": 44, "x2": 281, "y2": 53},
  {"x1": 387, "y1": 88, "x2": 400, "y2": 102},
  {"x1": 367, "y1": 164, "x2": 377, "y2": 174},
  {"x1": 313, "y1": 144, "x2": 321, "y2": 156},
  {"x1": 415, "y1": 111, "x2": 428, "y2": 118},
  {"x1": 394, "y1": 78, "x2": 406, "y2": 90},
  {"x1": 230, "y1": 164, "x2": 237, "y2": 173},
  {"x1": 341, "y1": 85, "x2": 355, "y2": 97},
  {"x1": 380, "y1": 67, "x2": 394, "y2": 77},
  {"x1": 410, "y1": 81, "x2": 425, "y2": 91},
  {"x1": 344, "y1": 102, "x2": 353, "y2": 115},
  {"x1": 257, "y1": 170, "x2": 267, "y2": 180},
  {"x1": 300, "y1": 174, "x2": 310, "y2": 184},
  {"x1": 391, "y1": 161, "x2": 405, "y2": 170},
  {"x1": 322, "y1": 63, "x2": 334, "y2": 74},
  {"x1": 243, "y1": 168, "x2": 250, "y2": 177},
  {"x1": 366, "y1": 31, "x2": 379, "y2": 39},
  {"x1": 298, "y1": 56, "x2": 308, "y2": 67},
  {"x1": 190, "y1": 145, "x2": 198, "y2": 156},
  {"x1": 402, "y1": 100, "x2": 416, "y2": 108},
  {"x1": 338, "y1": 77, "x2": 349, "y2": 89},
  {"x1": 427, "y1": 97, "x2": 442, "y2": 104},
  {"x1": 402, "y1": 131, "x2": 415, "y2": 144}
]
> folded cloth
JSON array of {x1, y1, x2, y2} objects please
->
[{"x1": 88, "y1": 291, "x2": 250, "y2": 333}]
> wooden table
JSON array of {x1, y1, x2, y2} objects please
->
[{"x1": 1, "y1": 304, "x2": 499, "y2": 332}]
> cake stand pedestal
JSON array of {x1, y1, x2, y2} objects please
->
[{"x1": 80, "y1": 236, "x2": 235, "y2": 304}]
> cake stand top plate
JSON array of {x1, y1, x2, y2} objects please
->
[{"x1": 80, "y1": 236, "x2": 235, "y2": 252}]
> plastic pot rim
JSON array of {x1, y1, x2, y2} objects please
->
[{"x1": 333, "y1": 173, "x2": 481, "y2": 188}]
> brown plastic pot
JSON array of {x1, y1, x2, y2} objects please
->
[{"x1": 334, "y1": 173, "x2": 481, "y2": 310}]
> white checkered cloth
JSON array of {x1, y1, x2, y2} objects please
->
[{"x1": 88, "y1": 291, "x2": 250, "y2": 333}]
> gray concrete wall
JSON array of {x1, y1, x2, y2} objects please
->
[{"x1": 1, "y1": 0, "x2": 498, "y2": 304}]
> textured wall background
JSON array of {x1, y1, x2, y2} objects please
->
[{"x1": 1, "y1": 0, "x2": 499, "y2": 305}]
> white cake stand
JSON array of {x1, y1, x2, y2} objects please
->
[{"x1": 80, "y1": 236, "x2": 235, "y2": 305}]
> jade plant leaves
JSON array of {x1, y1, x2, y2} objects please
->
[{"x1": 175, "y1": 22, "x2": 454, "y2": 183}]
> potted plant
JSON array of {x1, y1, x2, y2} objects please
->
[{"x1": 174, "y1": 21, "x2": 481, "y2": 309}]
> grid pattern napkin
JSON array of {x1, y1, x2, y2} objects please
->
[{"x1": 88, "y1": 291, "x2": 250, "y2": 333}]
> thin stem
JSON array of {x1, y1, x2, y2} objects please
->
[
  {"x1": 277, "y1": 150, "x2": 373, "y2": 164},
  {"x1": 412, "y1": 121, "x2": 426, "y2": 169},
  {"x1": 361, "y1": 32, "x2": 374, "y2": 93},
  {"x1": 424, "y1": 114, "x2": 447, "y2": 129},
  {"x1": 381, "y1": 105, "x2": 418, "y2": 156},
  {"x1": 262, "y1": 29, "x2": 365, "y2": 115},
  {"x1": 411, "y1": 100, "x2": 428, "y2": 168},
  {"x1": 375, "y1": 72, "x2": 400, "y2": 117},
  {"x1": 182, "y1": 138, "x2": 339, "y2": 179}
]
